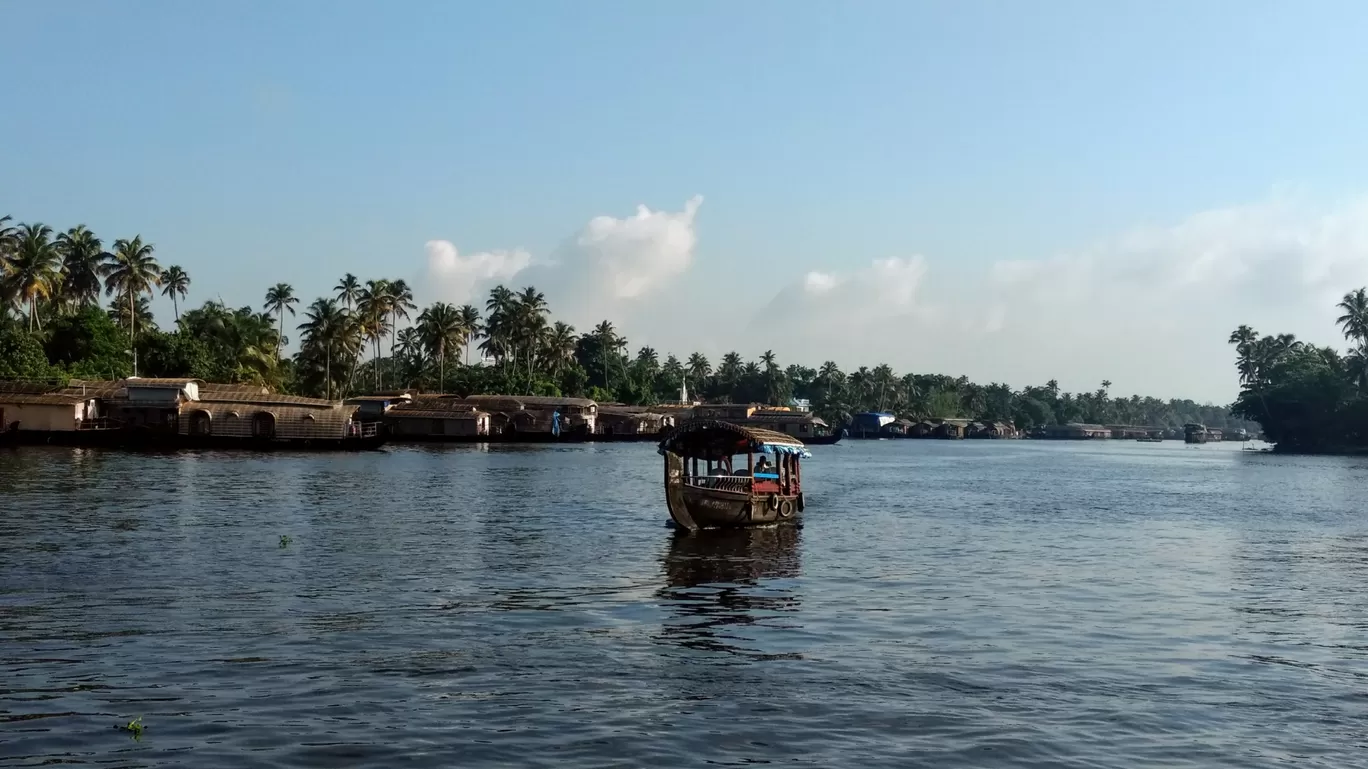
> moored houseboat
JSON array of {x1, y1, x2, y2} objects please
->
[
  {"x1": 659, "y1": 420, "x2": 811, "y2": 532},
  {"x1": 688, "y1": 403, "x2": 843, "y2": 445},
  {"x1": 376, "y1": 393, "x2": 597, "y2": 442},
  {"x1": 0, "y1": 378, "x2": 386, "y2": 450},
  {"x1": 594, "y1": 404, "x2": 677, "y2": 441}
]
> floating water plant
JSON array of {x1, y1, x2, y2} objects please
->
[
  {"x1": 118, "y1": 716, "x2": 144, "y2": 740},
  {"x1": 279, "y1": 535, "x2": 291, "y2": 548}
]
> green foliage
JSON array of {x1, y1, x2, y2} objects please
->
[
  {"x1": 1229, "y1": 288, "x2": 1368, "y2": 452},
  {"x1": 0, "y1": 320, "x2": 59, "y2": 380},
  {"x1": 137, "y1": 331, "x2": 215, "y2": 379},
  {"x1": 44, "y1": 306, "x2": 131, "y2": 379}
]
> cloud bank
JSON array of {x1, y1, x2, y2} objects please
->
[{"x1": 421, "y1": 193, "x2": 1368, "y2": 402}]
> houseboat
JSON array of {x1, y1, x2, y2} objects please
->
[
  {"x1": 594, "y1": 404, "x2": 677, "y2": 441},
  {"x1": 1183, "y1": 423, "x2": 1223, "y2": 444},
  {"x1": 688, "y1": 403, "x2": 843, "y2": 445},
  {"x1": 0, "y1": 378, "x2": 386, "y2": 450},
  {"x1": 659, "y1": 419, "x2": 811, "y2": 532},
  {"x1": 375, "y1": 393, "x2": 596, "y2": 442},
  {"x1": 849, "y1": 412, "x2": 896, "y2": 439}
]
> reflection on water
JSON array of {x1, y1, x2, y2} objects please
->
[
  {"x1": 4, "y1": 440, "x2": 1368, "y2": 768},
  {"x1": 658, "y1": 527, "x2": 802, "y2": 658}
]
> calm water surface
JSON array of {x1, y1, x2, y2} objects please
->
[{"x1": 3, "y1": 440, "x2": 1368, "y2": 767}]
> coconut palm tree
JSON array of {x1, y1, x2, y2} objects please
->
[
  {"x1": 299, "y1": 298, "x2": 348, "y2": 400},
  {"x1": 1336, "y1": 288, "x2": 1368, "y2": 346},
  {"x1": 263, "y1": 283, "x2": 298, "y2": 361},
  {"x1": 334, "y1": 273, "x2": 361, "y2": 314},
  {"x1": 4, "y1": 223, "x2": 62, "y2": 331},
  {"x1": 385, "y1": 278, "x2": 416, "y2": 385},
  {"x1": 55, "y1": 225, "x2": 109, "y2": 309},
  {"x1": 515, "y1": 286, "x2": 550, "y2": 385},
  {"x1": 417, "y1": 302, "x2": 461, "y2": 393},
  {"x1": 103, "y1": 236, "x2": 161, "y2": 359},
  {"x1": 457, "y1": 304, "x2": 481, "y2": 365},
  {"x1": 159, "y1": 265, "x2": 191, "y2": 322},
  {"x1": 592, "y1": 320, "x2": 622, "y2": 393},
  {"x1": 356, "y1": 280, "x2": 393, "y2": 390},
  {"x1": 106, "y1": 294, "x2": 157, "y2": 334},
  {"x1": 543, "y1": 321, "x2": 577, "y2": 376},
  {"x1": 0, "y1": 215, "x2": 16, "y2": 255}
]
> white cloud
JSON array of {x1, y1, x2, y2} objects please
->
[
  {"x1": 415, "y1": 191, "x2": 1368, "y2": 402},
  {"x1": 747, "y1": 194, "x2": 1368, "y2": 401},
  {"x1": 423, "y1": 240, "x2": 531, "y2": 306},
  {"x1": 575, "y1": 195, "x2": 703, "y2": 300},
  {"x1": 419, "y1": 196, "x2": 704, "y2": 328}
]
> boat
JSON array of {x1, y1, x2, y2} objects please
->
[
  {"x1": 658, "y1": 419, "x2": 811, "y2": 532},
  {"x1": 1135, "y1": 437, "x2": 1164, "y2": 443}
]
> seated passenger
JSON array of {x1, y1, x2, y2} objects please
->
[{"x1": 753, "y1": 456, "x2": 773, "y2": 475}]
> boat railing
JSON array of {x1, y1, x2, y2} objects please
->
[
  {"x1": 77, "y1": 417, "x2": 123, "y2": 431},
  {"x1": 684, "y1": 474, "x2": 753, "y2": 493},
  {"x1": 357, "y1": 421, "x2": 382, "y2": 438}
]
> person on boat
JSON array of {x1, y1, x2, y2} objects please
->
[{"x1": 754, "y1": 455, "x2": 773, "y2": 475}]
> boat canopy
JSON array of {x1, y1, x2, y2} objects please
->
[{"x1": 658, "y1": 419, "x2": 812, "y2": 460}]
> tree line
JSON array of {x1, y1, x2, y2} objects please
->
[
  {"x1": 1228, "y1": 288, "x2": 1368, "y2": 451},
  {"x1": 1, "y1": 214, "x2": 1245, "y2": 430}
]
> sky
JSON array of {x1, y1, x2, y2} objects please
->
[{"x1": 5, "y1": 0, "x2": 1368, "y2": 403}]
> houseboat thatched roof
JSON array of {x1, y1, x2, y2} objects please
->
[
  {"x1": 124, "y1": 377, "x2": 206, "y2": 388},
  {"x1": 0, "y1": 381, "x2": 62, "y2": 395},
  {"x1": 659, "y1": 419, "x2": 811, "y2": 460},
  {"x1": 391, "y1": 396, "x2": 482, "y2": 413},
  {"x1": 195, "y1": 392, "x2": 339, "y2": 408},
  {"x1": 458, "y1": 394, "x2": 597, "y2": 409},
  {"x1": 385, "y1": 409, "x2": 489, "y2": 421},
  {"x1": 0, "y1": 392, "x2": 92, "y2": 406}
]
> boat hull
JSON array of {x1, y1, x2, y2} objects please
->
[{"x1": 663, "y1": 453, "x2": 802, "y2": 531}]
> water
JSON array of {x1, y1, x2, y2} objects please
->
[{"x1": 3, "y1": 440, "x2": 1368, "y2": 768}]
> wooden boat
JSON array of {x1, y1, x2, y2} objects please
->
[
  {"x1": 659, "y1": 419, "x2": 811, "y2": 532},
  {"x1": 1135, "y1": 437, "x2": 1164, "y2": 443}
]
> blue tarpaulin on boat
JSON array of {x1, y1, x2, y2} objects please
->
[{"x1": 760, "y1": 443, "x2": 812, "y2": 459}]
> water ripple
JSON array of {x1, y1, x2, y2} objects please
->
[{"x1": 2, "y1": 440, "x2": 1368, "y2": 767}]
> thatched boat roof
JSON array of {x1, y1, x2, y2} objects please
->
[
  {"x1": 124, "y1": 377, "x2": 205, "y2": 388},
  {"x1": 194, "y1": 392, "x2": 340, "y2": 409},
  {"x1": 459, "y1": 394, "x2": 597, "y2": 409},
  {"x1": 0, "y1": 392, "x2": 91, "y2": 406},
  {"x1": 386, "y1": 409, "x2": 489, "y2": 420},
  {"x1": 659, "y1": 419, "x2": 811, "y2": 460}
]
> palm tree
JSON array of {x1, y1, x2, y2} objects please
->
[
  {"x1": 55, "y1": 225, "x2": 109, "y2": 309},
  {"x1": 386, "y1": 279, "x2": 416, "y2": 386},
  {"x1": 418, "y1": 302, "x2": 462, "y2": 393},
  {"x1": 4, "y1": 223, "x2": 61, "y2": 331},
  {"x1": 1336, "y1": 288, "x2": 1368, "y2": 345},
  {"x1": 299, "y1": 298, "x2": 348, "y2": 400},
  {"x1": 457, "y1": 304, "x2": 481, "y2": 365},
  {"x1": 514, "y1": 286, "x2": 550, "y2": 388},
  {"x1": 685, "y1": 353, "x2": 711, "y2": 399},
  {"x1": 544, "y1": 321, "x2": 577, "y2": 376},
  {"x1": 357, "y1": 280, "x2": 393, "y2": 390},
  {"x1": 159, "y1": 265, "x2": 191, "y2": 322},
  {"x1": 0, "y1": 215, "x2": 16, "y2": 255},
  {"x1": 104, "y1": 237, "x2": 161, "y2": 364},
  {"x1": 592, "y1": 320, "x2": 622, "y2": 393},
  {"x1": 263, "y1": 283, "x2": 298, "y2": 361},
  {"x1": 334, "y1": 273, "x2": 361, "y2": 314}
]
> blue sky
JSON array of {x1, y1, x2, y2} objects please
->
[{"x1": 5, "y1": 1, "x2": 1368, "y2": 400}]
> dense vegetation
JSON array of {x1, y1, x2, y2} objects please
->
[
  {"x1": 1228, "y1": 289, "x2": 1368, "y2": 452},
  {"x1": 2, "y1": 215, "x2": 1244, "y2": 430}
]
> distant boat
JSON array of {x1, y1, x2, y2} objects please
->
[{"x1": 1135, "y1": 437, "x2": 1164, "y2": 443}]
